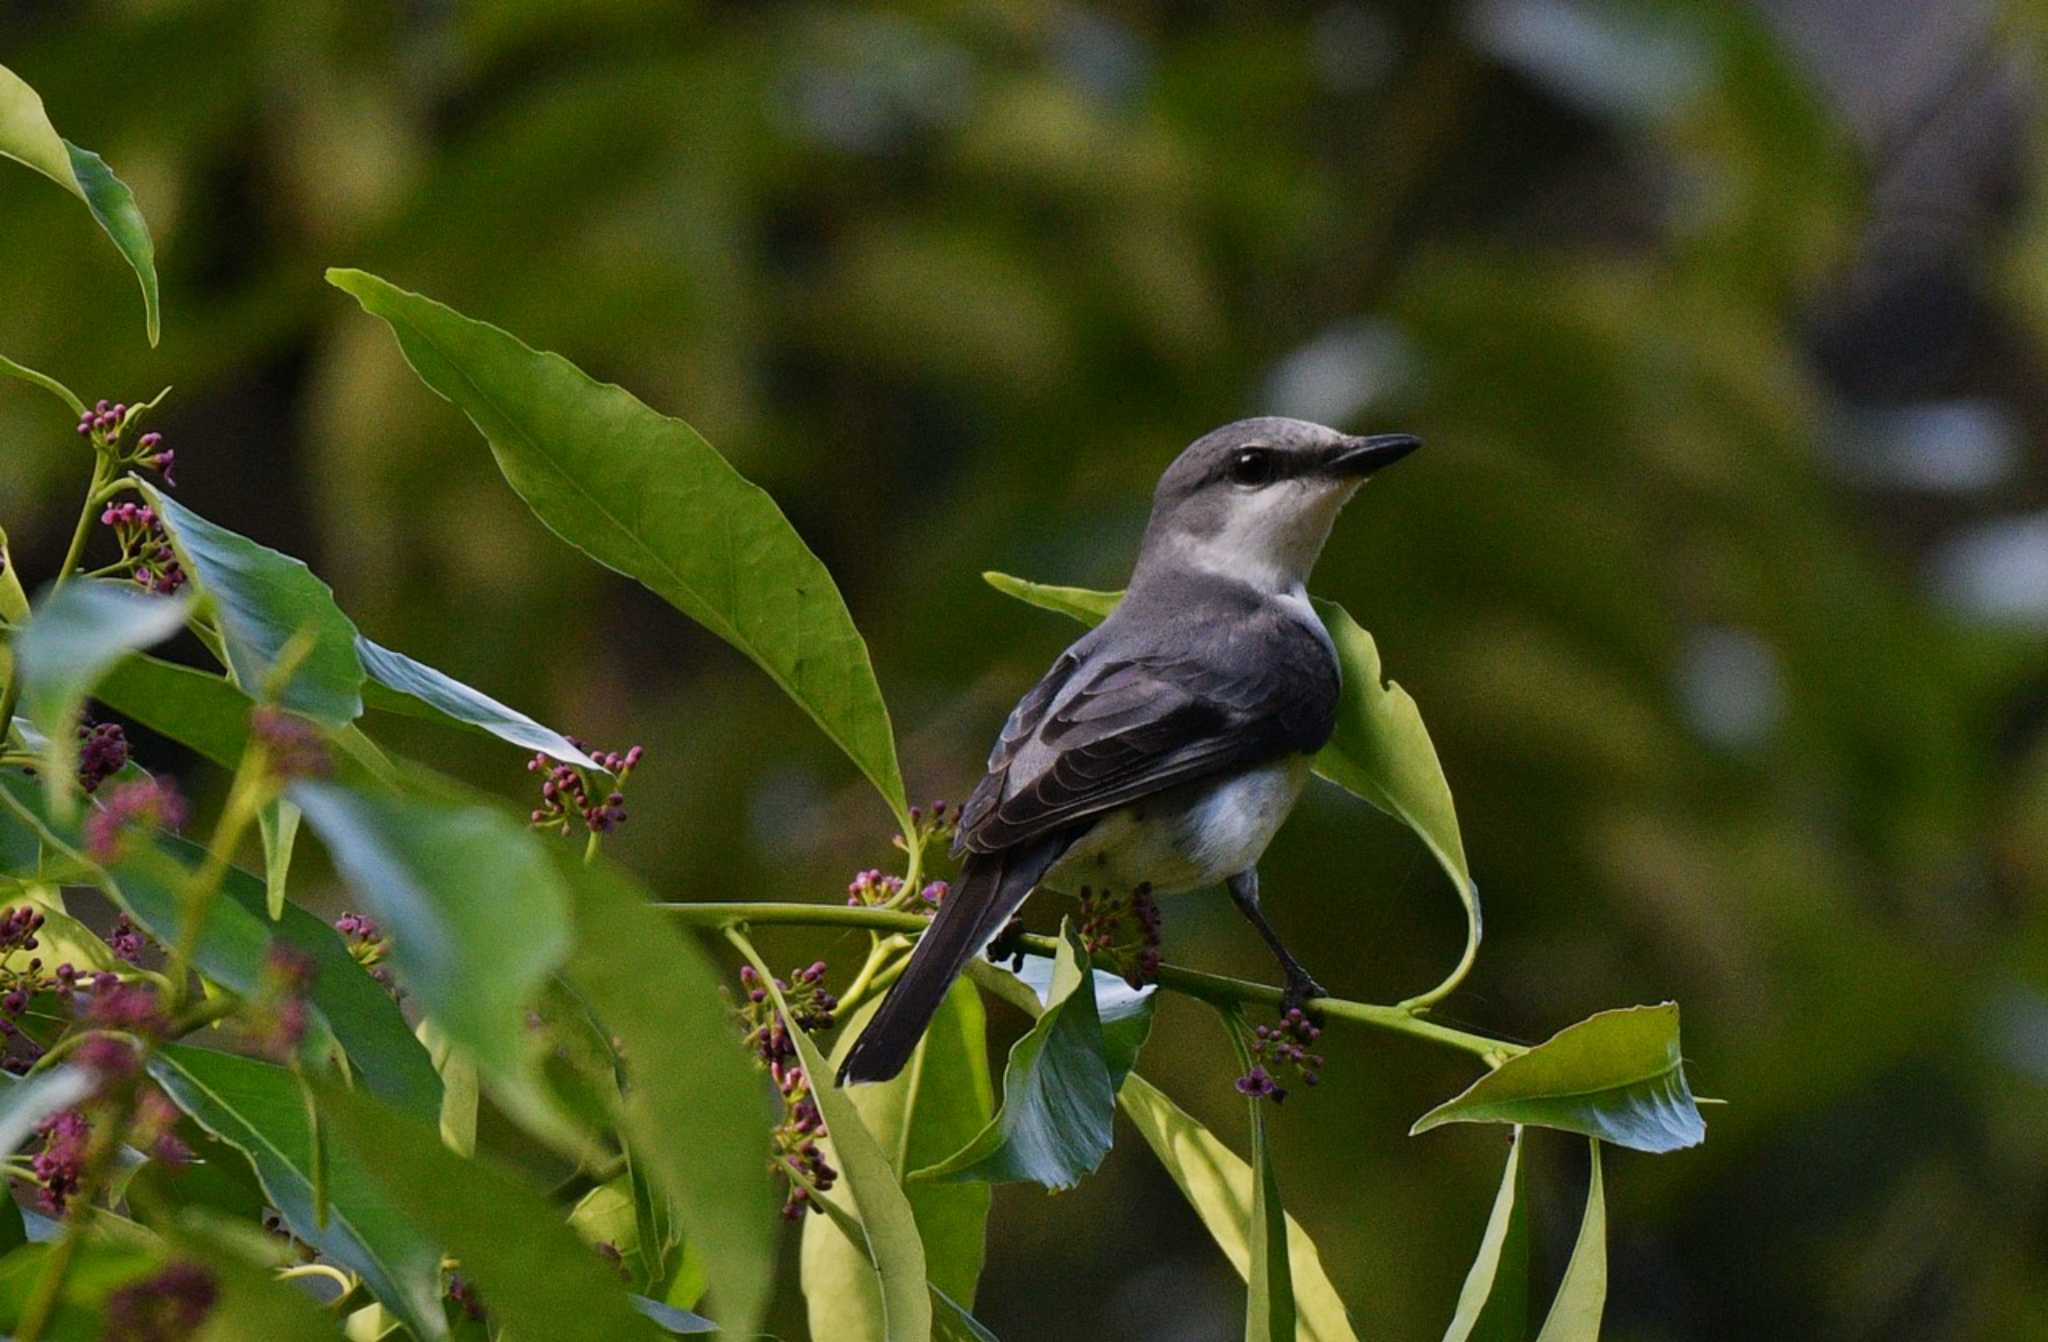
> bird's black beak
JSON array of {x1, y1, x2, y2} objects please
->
[{"x1": 1325, "y1": 432, "x2": 1422, "y2": 478}]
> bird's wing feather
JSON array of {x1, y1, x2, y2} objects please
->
[{"x1": 956, "y1": 601, "x2": 1336, "y2": 855}]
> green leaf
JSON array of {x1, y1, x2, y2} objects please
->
[
  {"x1": 257, "y1": 797, "x2": 301, "y2": 921},
  {"x1": 631, "y1": 1294, "x2": 718, "y2": 1334},
  {"x1": 0, "y1": 352, "x2": 86, "y2": 417},
  {"x1": 0, "y1": 1066, "x2": 96, "y2": 1156},
  {"x1": 1410, "y1": 1004, "x2": 1706, "y2": 1154},
  {"x1": 148, "y1": 1046, "x2": 446, "y2": 1340},
  {"x1": 0, "y1": 1239, "x2": 162, "y2": 1341},
  {"x1": 931, "y1": 1285, "x2": 1001, "y2": 1342},
  {"x1": 327, "y1": 269, "x2": 909, "y2": 829},
  {"x1": 12, "y1": 582, "x2": 190, "y2": 815},
  {"x1": 982, "y1": 573, "x2": 1478, "y2": 1002},
  {"x1": 1008, "y1": 952, "x2": 1156, "y2": 1084},
  {"x1": 1117, "y1": 1074, "x2": 1360, "y2": 1342},
  {"x1": 289, "y1": 781, "x2": 570, "y2": 1105},
  {"x1": 141, "y1": 485, "x2": 366, "y2": 726},
  {"x1": 1534, "y1": 1141, "x2": 1607, "y2": 1342},
  {"x1": 94, "y1": 654, "x2": 256, "y2": 769},
  {"x1": 1235, "y1": 1022, "x2": 1295, "y2": 1342},
  {"x1": 4, "y1": 885, "x2": 117, "y2": 976},
  {"x1": 1442, "y1": 1129, "x2": 1528, "y2": 1342},
  {"x1": 416, "y1": 1016, "x2": 478, "y2": 1157},
  {"x1": 559, "y1": 865, "x2": 776, "y2": 1337},
  {"x1": 317, "y1": 1081, "x2": 668, "y2": 1342},
  {"x1": 356, "y1": 636, "x2": 601, "y2": 768},
  {"x1": 740, "y1": 939, "x2": 931, "y2": 1342},
  {"x1": 167, "y1": 1223, "x2": 350, "y2": 1342},
  {"x1": 918, "y1": 923, "x2": 1118, "y2": 1190},
  {"x1": 808, "y1": 979, "x2": 994, "y2": 1340},
  {"x1": 0, "y1": 64, "x2": 160, "y2": 344}
]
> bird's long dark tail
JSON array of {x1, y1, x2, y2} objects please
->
[{"x1": 837, "y1": 831, "x2": 1073, "y2": 1085}]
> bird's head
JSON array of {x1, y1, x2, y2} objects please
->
[{"x1": 1135, "y1": 417, "x2": 1420, "y2": 593}]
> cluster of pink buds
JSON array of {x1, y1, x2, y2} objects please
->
[
  {"x1": 76, "y1": 720, "x2": 130, "y2": 793},
  {"x1": 250, "y1": 707, "x2": 331, "y2": 780},
  {"x1": 846, "y1": 867, "x2": 904, "y2": 907},
  {"x1": 527, "y1": 742, "x2": 644, "y2": 837},
  {"x1": 897, "y1": 798, "x2": 958, "y2": 854},
  {"x1": 27, "y1": 1110, "x2": 89, "y2": 1215},
  {"x1": 76, "y1": 399, "x2": 174, "y2": 484},
  {"x1": 99, "y1": 501, "x2": 186, "y2": 595},
  {"x1": 732, "y1": 962, "x2": 842, "y2": 1218},
  {"x1": 83, "y1": 777, "x2": 188, "y2": 862},
  {"x1": 245, "y1": 946, "x2": 316, "y2": 1061},
  {"x1": 1076, "y1": 882, "x2": 1163, "y2": 987},
  {"x1": 1235, "y1": 1008, "x2": 1326, "y2": 1104},
  {"x1": 335, "y1": 912, "x2": 397, "y2": 998}
]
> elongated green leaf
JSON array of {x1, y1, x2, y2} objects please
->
[
  {"x1": 0, "y1": 352, "x2": 86, "y2": 416},
  {"x1": 1117, "y1": 1074, "x2": 1360, "y2": 1342},
  {"x1": 809, "y1": 979, "x2": 993, "y2": 1340},
  {"x1": 417, "y1": 1016, "x2": 477, "y2": 1157},
  {"x1": 1535, "y1": 1141, "x2": 1606, "y2": 1342},
  {"x1": 0, "y1": 1066, "x2": 96, "y2": 1156},
  {"x1": 1411, "y1": 1004, "x2": 1705, "y2": 1153},
  {"x1": 149, "y1": 1046, "x2": 446, "y2": 1340},
  {"x1": 560, "y1": 865, "x2": 776, "y2": 1337},
  {"x1": 257, "y1": 797, "x2": 301, "y2": 920},
  {"x1": 0, "y1": 1239, "x2": 162, "y2": 1341},
  {"x1": 141, "y1": 486, "x2": 365, "y2": 726},
  {"x1": 983, "y1": 573, "x2": 1478, "y2": 1000},
  {"x1": 290, "y1": 782, "x2": 570, "y2": 1099},
  {"x1": 1443, "y1": 1129, "x2": 1528, "y2": 1342},
  {"x1": 356, "y1": 636, "x2": 600, "y2": 768},
  {"x1": 1009, "y1": 953, "x2": 1156, "y2": 1083},
  {"x1": 12, "y1": 582, "x2": 190, "y2": 815},
  {"x1": 931, "y1": 1286, "x2": 1001, "y2": 1341},
  {"x1": 0, "y1": 64, "x2": 159, "y2": 344},
  {"x1": 3, "y1": 885, "x2": 117, "y2": 975},
  {"x1": 319, "y1": 1081, "x2": 665, "y2": 1342},
  {"x1": 742, "y1": 941, "x2": 931, "y2": 1342},
  {"x1": 327, "y1": 269, "x2": 909, "y2": 828},
  {"x1": 917, "y1": 924, "x2": 1116, "y2": 1190}
]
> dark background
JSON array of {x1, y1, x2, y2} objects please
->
[{"x1": 4, "y1": 3, "x2": 2046, "y2": 1338}]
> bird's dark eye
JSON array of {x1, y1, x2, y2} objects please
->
[{"x1": 1228, "y1": 448, "x2": 1277, "y2": 487}]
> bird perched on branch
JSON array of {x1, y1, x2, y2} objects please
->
[{"x1": 840, "y1": 417, "x2": 1420, "y2": 1085}]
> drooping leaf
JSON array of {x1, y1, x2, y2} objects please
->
[
  {"x1": 327, "y1": 269, "x2": 909, "y2": 829},
  {"x1": 918, "y1": 923, "x2": 1119, "y2": 1190},
  {"x1": 1234, "y1": 1018, "x2": 1295, "y2": 1342},
  {"x1": 356, "y1": 636, "x2": 601, "y2": 768},
  {"x1": 141, "y1": 486, "x2": 366, "y2": 726},
  {"x1": 290, "y1": 782, "x2": 572, "y2": 1132},
  {"x1": 982, "y1": 573, "x2": 1478, "y2": 1000},
  {"x1": 148, "y1": 1046, "x2": 446, "y2": 1340},
  {"x1": 11, "y1": 582, "x2": 190, "y2": 815},
  {"x1": 0, "y1": 63, "x2": 160, "y2": 344},
  {"x1": 1008, "y1": 952, "x2": 1157, "y2": 1084},
  {"x1": 741, "y1": 941, "x2": 931, "y2": 1342},
  {"x1": 0, "y1": 1066, "x2": 96, "y2": 1157},
  {"x1": 1411, "y1": 1004, "x2": 1706, "y2": 1153},
  {"x1": 1442, "y1": 1129, "x2": 1529, "y2": 1342},
  {"x1": 1534, "y1": 1141, "x2": 1607, "y2": 1342},
  {"x1": 808, "y1": 979, "x2": 994, "y2": 1340},
  {"x1": 317, "y1": 1081, "x2": 666, "y2": 1342},
  {"x1": 257, "y1": 797, "x2": 301, "y2": 921},
  {"x1": 416, "y1": 1016, "x2": 478, "y2": 1157},
  {"x1": 1117, "y1": 1074, "x2": 1360, "y2": 1342},
  {"x1": 0, "y1": 352, "x2": 86, "y2": 417},
  {"x1": 560, "y1": 864, "x2": 776, "y2": 1337}
]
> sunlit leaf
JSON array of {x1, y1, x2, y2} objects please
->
[
  {"x1": 328, "y1": 268, "x2": 910, "y2": 828},
  {"x1": 11, "y1": 582, "x2": 189, "y2": 815},
  {"x1": 0, "y1": 63, "x2": 160, "y2": 344},
  {"x1": 982, "y1": 573, "x2": 1478, "y2": 999},
  {"x1": 356, "y1": 636, "x2": 600, "y2": 768},
  {"x1": 1534, "y1": 1140, "x2": 1606, "y2": 1342},
  {"x1": 1442, "y1": 1128, "x2": 1528, "y2": 1342},
  {"x1": 1411, "y1": 1004, "x2": 1706, "y2": 1153},
  {"x1": 290, "y1": 782, "x2": 571, "y2": 1127},
  {"x1": 257, "y1": 797, "x2": 301, "y2": 921},
  {"x1": 3, "y1": 885, "x2": 117, "y2": 976},
  {"x1": 808, "y1": 979, "x2": 993, "y2": 1340},
  {"x1": 561, "y1": 864, "x2": 777, "y2": 1337},
  {"x1": 744, "y1": 944, "x2": 931, "y2": 1342},
  {"x1": 417, "y1": 1016, "x2": 477, "y2": 1157},
  {"x1": 1117, "y1": 1074, "x2": 1360, "y2": 1342},
  {"x1": 917, "y1": 923, "x2": 1117, "y2": 1190},
  {"x1": 140, "y1": 487, "x2": 365, "y2": 726},
  {"x1": 317, "y1": 1081, "x2": 667, "y2": 1342},
  {"x1": 149, "y1": 1046, "x2": 447, "y2": 1340}
]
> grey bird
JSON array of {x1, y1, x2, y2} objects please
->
[{"x1": 839, "y1": 417, "x2": 1420, "y2": 1085}]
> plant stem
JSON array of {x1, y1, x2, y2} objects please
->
[
  {"x1": 664, "y1": 900, "x2": 1524, "y2": 1066},
  {"x1": 0, "y1": 457, "x2": 113, "y2": 742}
]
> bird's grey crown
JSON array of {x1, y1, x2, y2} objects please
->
[{"x1": 1148, "y1": 417, "x2": 1358, "y2": 511}]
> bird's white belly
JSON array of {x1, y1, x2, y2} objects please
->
[{"x1": 1044, "y1": 756, "x2": 1312, "y2": 896}]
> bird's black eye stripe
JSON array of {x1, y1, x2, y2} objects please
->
[{"x1": 1226, "y1": 447, "x2": 1280, "y2": 487}]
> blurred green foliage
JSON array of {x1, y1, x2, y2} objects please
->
[{"x1": 3, "y1": 2, "x2": 2044, "y2": 1337}]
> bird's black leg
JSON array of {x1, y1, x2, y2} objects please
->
[{"x1": 1225, "y1": 869, "x2": 1327, "y2": 1015}]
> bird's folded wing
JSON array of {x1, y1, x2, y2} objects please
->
[{"x1": 954, "y1": 642, "x2": 1328, "y2": 855}]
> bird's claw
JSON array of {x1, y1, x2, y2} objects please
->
[{"x1": 1279, "y1": 973, "x2": 1328, "y2": 1024}]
